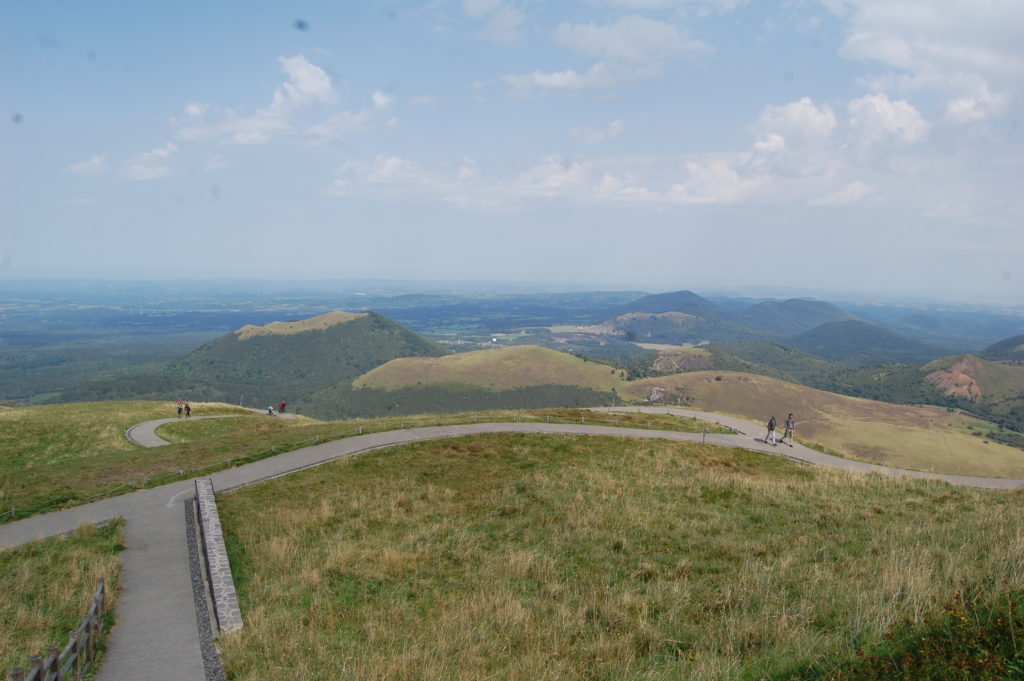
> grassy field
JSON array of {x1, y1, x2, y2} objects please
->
[
  {"x1": 627, "y1": 371, "x2": 1024, "y2": 478},
  {"x1": 0, "y1": 401, "x2": 254, "y2": 518},
  {"x1": 0, "y1": 520, "x2": 123, "y2": 674},
  {"x1": 0, "y1": 403, "x2": 715, "y2": 522},
  {"x1": 215, "y1": 434, "x2": 1024, "y2": 680},
  {"x1": 354, "y1": 345, "x2": 628, "y2": 392}
]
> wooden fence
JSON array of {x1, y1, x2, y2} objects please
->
[{"x1": 7, "y1": 579, "x2": 107, "y2": 681}]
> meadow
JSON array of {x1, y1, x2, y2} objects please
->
[
  {"x1": 215, "y1": 433, "x2": 1024, "y2": 681},
  {"x1": 628, "y1": 371, "x2": 1024, "y2": 478},
  {"x1": 0, "y1": 520, "x2": 123, "y2": 674},
  {"x1": 0, "y1": 402, "x2": 719, "y2": 521}
]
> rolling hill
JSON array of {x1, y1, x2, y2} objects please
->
[
  {"x1": 354, "y1": 345, "x2": 625, "y2": 392},
  {"x1": 296, "y1": 345, "x2": 624, "y2": 420},
  {"x1": 622, "y1": 370, "x2": 1024, "y2": 477},
  {"x1": 982, "y1": 334, "x2": 1024, "y2": 362},
  {"x1": 56, "y1": 311, "x2": 450, "y2": 413},
  {"x1": 727, "y1": 298, "x2": 860, "y2": 335},
  {"x1": 787, "y1": 320, "x2": 948, "y2": 366}
]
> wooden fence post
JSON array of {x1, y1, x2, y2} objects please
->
[
  {"x1": 28, "y1": 656, "x2": 41, "y2": 679},
  {"x1": 46, "y1": 645, "x2": 59, "y2": 679},
  {"x1": 9, "y1": 667, "x2": 24, "y2": 681},
  {"x1": 70, "y1": 630, "x2": 82, "y2": 678}
]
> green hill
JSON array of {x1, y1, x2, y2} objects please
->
[
  {"x1": 981, "y1": 334, "x2": 1024, "y2": 362},
  {"x1": 728, "y1": 298, "x2": 860, "y2": 336},
  {"x1": 616, "y1": 289, "x2": 716, "y2": 315},
  {"x1": 788, "y1": 320, "x2": 947, "y2": 366},
  {"x1": 56, "y1": 311, "x2": 450, "y2": 414},
  {"x1": 297, "y1": 345, "x2": 623, "y2": 419}
]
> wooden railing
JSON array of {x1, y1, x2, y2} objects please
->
[{"x1": 7, "y1": 579, "x2": 106, "y2": 681}]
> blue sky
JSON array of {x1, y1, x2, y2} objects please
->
[{"x1": 2, "y1": 1, "x2": 1022, "y2": 303}]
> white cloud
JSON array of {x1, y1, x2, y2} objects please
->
[
  {"x1": 751, "y1": 97, "x2": 836, "y2": 143},
  {"x1": 65, "y1": 154, "x2": 107, "y2": 175},
  {"x1": 502, "y1": 62, "x2": 617, "y2": 94},
  {"x1": 205, "y1": 154, "x2": 227, "y2": 170},
  {"x1": 481, "y1": 5, "x2": 525, "y2": 45},
  {"x1": 121, "y1": 143, "x2": 178, "y2": 180},
  {"x1": 848, "y1": 93, "x2": 928, "y2": 147},
  {"x1": 183, "y1": 102, "x2": 208, "y2": 118},
  {"x1": 173, "y1": 55, "x2": 337, "y2": 146},
  {"x1": 830, "y1": 0, "x2": 1024, "y2": 123},
  {"x1": 748, "y1": 97, "x2": 838, "y2": 176},
  {"x1": 668, "y1": 157, "x2": 766, "y2": 204},
  {"x1": 553, "y1": 15, "x2": 710, "y2": 64},
  {"x1": 410, "y1": 95, "x2": 442, "y2": 106},
  {"x1": 462, "y1": 0, "x2": 502, "y2": 19},
  {"x1": 572, "y1": 120, "x2": 625, "y2": 144},
  {"x1": 266, "y1": 55, "x2": 335, "y2": 117},
  {"x1": 809, "y1": 180, "x2": 871, "y2": 206}
]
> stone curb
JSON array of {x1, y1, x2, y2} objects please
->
[{"x1": 194, "y1": 479, "x2": 243, "y2": 633}]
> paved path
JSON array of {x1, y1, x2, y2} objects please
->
[
  {"x1": 3, "y1": 412, "x2": 1023, "y2": 681},
  {"x1": 125, "y1": 416, "x2": 236, "y2": 448}
]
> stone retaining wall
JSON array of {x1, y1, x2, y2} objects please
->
[{"x1": 194, "y1": 479, "x2": 243, "y2": 633}]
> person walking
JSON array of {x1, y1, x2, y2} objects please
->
[
  {"x1": 177, "y1": 401, "x2": 183, "y2": 418},
  {"x1": 782, "y1": 413, "x2": 795, "y2": 446},
  {"x1": 278, "y1": 401, "x2": 286, "y2": 414},
  {"x1": 766, "y1": 416, "x2": 777, "y2": 445},
  {"x1": 184, "y1": 403, "x2": 191, "y2": 418}
]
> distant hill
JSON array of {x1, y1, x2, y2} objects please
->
[
  {"x1": 303, "y1": 345, "x2": 622, "y2": 419},
  {"x1": 981, "y1": 334, "x2": 1024, "y2": 362},
  {"x1": 705, "y1": 341, "x2": 842, "y2": 380},
  {"x1": 616, "y1": 290, "x2": 716, "y2": 315},
  {"x1": 355, "y1": 345, "x2": 624, "y2": 392},
  {"x1": 787, "y1": 320, "x2": 948, "y2": 366},
  {"x1": 727, "y1": 299, "x2": 859, "y2": 336},
  {"x1": 57, "y1": 311, "x2": 449, "y2": 414}
]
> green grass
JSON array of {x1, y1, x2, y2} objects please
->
[
  {"x1": 0, "y1": 520, "x2": 124, "y2": 674},
  {"x1": 0, "y1": 401, "x2": 253, "y2": 520},
  {"x1": 215, "y1": 434, "x2": 1024, "y2": 681},
  {"x1": 0, "y1": 403, "x2": 718, "y2": 523}
]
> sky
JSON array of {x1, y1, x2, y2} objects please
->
[{"x1": 2, "y1": 0, "x2": 1023, "y2": 304}]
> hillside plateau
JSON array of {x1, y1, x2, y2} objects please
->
[{"x1": 623, "y1": 370, "x2": 1024, "y2": 477}]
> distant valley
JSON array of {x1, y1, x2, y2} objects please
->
[{"x1": 2, "y1": 281, "x2": 1023, "y2": 451}]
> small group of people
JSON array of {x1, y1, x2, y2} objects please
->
[
  {"x1": 765, "y1": 413, "x2": 795, "y2": 447},
  {"x1": 267, "y1": 401, "x2": 286, "y2": 416},
  {"x1": 176, "y1": 399, "x2": 192, "y2": 418}
]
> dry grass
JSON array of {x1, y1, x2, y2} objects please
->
[
  {"x1": 216, "y1": 434, "x2": 1024, "y2": 680},
  {"x1": 354, "y1": 345, "x2": 627, "y2": 392},
  {"x1": 235, "y1": 311, "x2": 365, "y2": 340},
  {"x1": 0, "y1": 520, "x2": 123, "y2": 673},
  {"x1": 626, "y1": 371, "x2": 1024, "y2": 477}
]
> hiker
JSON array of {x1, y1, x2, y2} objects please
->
[
  {"x1": 267, "y1": 405, "x2": 275, "y2": 416},
  {"x1": 782, "y1": 413, "x2": 795, "y2": 446},
  {"x1": 766, "y1": 415, "x2": 777, "y2": 445},
  {"x1": 185, "y1": 403, "x2": 191, "y2": 418},
  {"x1": 279, "y1": 401, "x2": 286, "y2": 413},
  {"x1": 177, "y1": 401, "x2": 183, "y2": 418}
]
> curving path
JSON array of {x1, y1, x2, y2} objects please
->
[{"x1": 2, "y1": 411, "x2": 1022, "y2": 681}]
